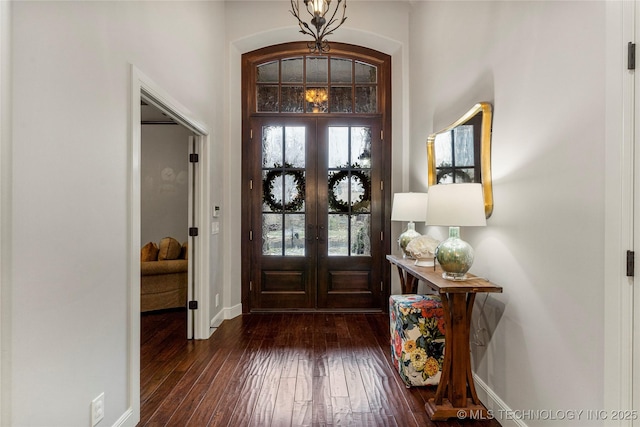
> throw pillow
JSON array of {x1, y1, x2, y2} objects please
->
[
  {"x1": 158, "y1": 237, "x2": 181, "y2": 260},
  {"x1": 140, "y1": 242, "x2": 159, "y2": 262}
]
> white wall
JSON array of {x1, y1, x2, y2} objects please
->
[
  {"x1": 409, "y1": 1, "x2": 606, "y2": 424},
  {"x1": 7, "y1": 1, "x2": 225, "y2": 425},
  {"x1": 141, "y1": 125, "x2": 191, "y2": 246}
]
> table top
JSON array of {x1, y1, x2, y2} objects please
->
[{"x1": 386, "y1": 255, "x2": 503, "y2": 294}]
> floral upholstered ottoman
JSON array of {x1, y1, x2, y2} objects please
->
[{"x1": 389, "y1": 294, "x2": 446, "y2": 387}]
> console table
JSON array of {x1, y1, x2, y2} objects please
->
[{"x1": 386, "y1": 255, "x2": 503, "y2": 421}]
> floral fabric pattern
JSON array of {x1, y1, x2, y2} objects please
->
[{"x1": 389, "y1": 294, "x2": 445, "y2": 387}]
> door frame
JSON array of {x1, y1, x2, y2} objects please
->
[
  {"x1": 604, "y1": 1, "x2": 636, "y2": 423},
  {"x1": 128, "y1": 65, "x2": 211, "y2": 424},
  {"x1": 241, "y1": 42, "x2": 392, "y2": 313}
]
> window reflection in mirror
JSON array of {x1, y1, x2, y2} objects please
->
[{"x1": 427, "y1": 102, "x2": 493, "y2": 218}]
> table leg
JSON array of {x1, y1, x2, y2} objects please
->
[
  {"x1": 425, "y1": 292, "x2": 489, "y2": 420},
  {"x1": 394, "y1": 265, "x2": 419, "y2": 294}
]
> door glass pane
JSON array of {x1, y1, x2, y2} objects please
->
[
  {"x1": 351, "y1": 126, "x2": 371, "y2": 168},
  {"x1": 282, "y1": 86, "x2": 304, "y2": 113},
  {"x1": 262, "y1": 170, "x2": 283, "y2": 213},
  {"x1": 306, "y1": 57, "x2": 328, "y2": 83},
  {"x1": 285, "y1": 126, "x2": 306, "y2": 167},
  {"x1": 350, "y1": 171, "x2": 370, "y2": 213},
  {"x1": 262, "y1": 126, "x2": 283, "y2": 168},
  {"x1": 284, "y1": 171, "x2": 305, "y2": 212},
  {"x1": 284, "y1": 214, "x2": 305, "y2": 256},
  {"x1": 282, "y1": 57, "x2": 303, "y2": 83},
  {"x1": 257, "y1": 86, "x2": 279, "y2": 112},
  {"x1": 355, "y1": 61, "x2": 376, "y2": 83},
  {"x1": 262, "y1": 213, "x2": 283, "y2": 255},
  {"x1": 328, "y1": 127, "x2": 349, "y2": 168},
  {"x1": 262, "y1": 126, "x2": 306, "y2": 256},
  {"x1": 328, "y1": 214, "x2": 348, "y2": 256},
  {"x1": 355, "y1": 86, "x2": 376, "y2": 113},
  {"x1": 351, "y1": 214, "x2": 370, "y2": 256},
  {"x1": 257, "y1": 61, "x2": 279, "y2": 83},
  {"x1": 331, "y1": 58, "x2": 352, "y2": 83},
  {"x1": 305, "y1": 87, "x2": 328, "y2": 113},
  {"x1": 328, "y1": 171, "x2": 350, "y2": 213},
  {"x1": 330, "y1": 87, "x2": 353, "y2": 113}
]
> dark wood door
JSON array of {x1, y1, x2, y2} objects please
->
[{"x1": 249, "y1": 117, "x2": 383, "y2": 310}]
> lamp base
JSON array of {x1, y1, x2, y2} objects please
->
[
  {"x1": 441, "y1": 272, "x2": 470, "y2": 281},
  {"x1": 398, "y1": 222, "x2": 421, "y2": 258},
  {"x1": 414, "y1": 258, "x2": 435, "y2": 268},
  {"x1": 435, "y1": 227, "x2": 475, "y2": 281}
]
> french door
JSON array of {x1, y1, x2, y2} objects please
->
[{"x1": 248, "y1": 117, "x2": 383, "y2": 310}]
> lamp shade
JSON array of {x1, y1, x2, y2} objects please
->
[
  {"x1": 426, "y1": 183, "x2": 486, "y2": 227},
  {"x1": 391, "y1": 193, "x2": 429, "y2": 222}
]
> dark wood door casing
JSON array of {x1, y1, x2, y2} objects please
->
[{"x1": 241, "y1": 42, "x2": 392, "y2": 313}]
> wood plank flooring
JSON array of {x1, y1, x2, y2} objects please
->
[{"x1": 139, "y1": 309, "x2": 501, "y2": 427}]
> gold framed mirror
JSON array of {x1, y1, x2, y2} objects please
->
[{"x1": 427, "y1": 102, "x2": 493, "y2": 218}]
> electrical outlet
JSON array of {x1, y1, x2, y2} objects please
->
[
  {"x1": 91, "y1": 393, "x2": 104, "y2": 426},
  {"x1": 215, "y1": 293, "x2": 219, "y2": 307}
]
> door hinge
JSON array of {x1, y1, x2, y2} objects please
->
[
  {"x1": 189, "y1": 153, "x2": 199, "y2": 163},
  {"x1": 189, "y1": 227, "x2": 198, "y2": 237},
  {"x1": 380, "y1": 231, "x2": 384, "y2": 241},
  {"x1": 188, "y1": 300, "x2": 198, "y2": 310},
  {"x1": 249, "y1": 230, "x2": 253, "y2": 241},
  {"x1": 250, "y1": 129, "x2": 253, "y2": 139},
  {"x1": 380, "y1": 130, "x2": 384, "y2": 140},
  {"x1": 250, "y1": 179, "x2": 253, "y2": 190},
  {"x1": 380, "y1": 180, "x2": 384, "y2": 191},
  {"x1": 250, "y1": 281, "x2": 253, "y2": 291},
  {"x1": 628, "y1": 42, "x2": 636, "y2": 70},
  {"x1": 380, "y1": 281, "x2": 384, "y2": 291},
  {"x1": 627, "y1": 250, "x2": 634, "y2": 277}
]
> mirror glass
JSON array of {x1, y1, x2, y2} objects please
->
[{"x1": 427, "y1": 102, "x2": 493, "y2": 218}]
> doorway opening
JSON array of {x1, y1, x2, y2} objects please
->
[{"x1": 129, "y1": 65, "x2": 210, "y2": 423}]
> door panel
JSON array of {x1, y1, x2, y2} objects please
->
[
  {"x1": 251, "y1": 118, "x2": 317, "y2": 309},
  {"x1": 317, "y1": 118, "x2": 382, "y2": 309}
]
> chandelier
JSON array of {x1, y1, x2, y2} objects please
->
[
  {"x1": 305, "y1": 88, "x2": 329, "y2": 113},
  {"x1": 290, "y1": 0, "x2": 347, "y2": 54}
]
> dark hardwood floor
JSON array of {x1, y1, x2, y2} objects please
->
[{"x1": 139, "y1": 309, "x2": 501, "y2": 427}]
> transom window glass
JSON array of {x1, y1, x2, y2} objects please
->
[{"x1": 256, "y1": 56, "x2": 378, "y2": 114}]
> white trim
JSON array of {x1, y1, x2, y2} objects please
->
[
  {"x1": 0, "y1": 1, "x2": 10, "y2": 425},
  {"x1": 209, "y1": 303, "x2": 243, "y2": 331},
  {"x1": 110, "y1": 408, "x2": 133, "y2": 427},
  {"x1": 128, "y1": 65, "x2": 211, "y2": 426},
  {"x1": 473, "y1": 374, "x2": 524, "y2": 427},
  {"x1": 604, "y1": 1, "x2": 635, "y2": 425}
]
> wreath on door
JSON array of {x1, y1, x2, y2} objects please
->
[
  {"x1": 262, "y1": 166, "x2": 306, "y2": 212},
  {"x1": 328, "y1": 170, "x2": 371, "y2": 213}
]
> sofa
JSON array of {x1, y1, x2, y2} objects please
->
[{"x1": 140, "y1": 237, "x2": 188, "y2": 312}]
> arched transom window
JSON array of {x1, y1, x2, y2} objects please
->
[{"x1": 255, "y1": 55, "x2": 379, "y2": 114}]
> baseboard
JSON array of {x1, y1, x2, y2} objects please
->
[
  {"x1": 473, "y1": 373, "x2": 526, "y2": 427},
  {"x1": 209, "y1": 303, "x2": 243, "y2": 329},
  {"x1": 111, "y1": 407, "x2": 134, "y2": 427}
]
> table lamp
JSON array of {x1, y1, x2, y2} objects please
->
[
  {"x1": 391, "y1": 192, "x2": 428, "y2": 258},
  {"x1": 426, "y1": 183, "x2": 486, "y2": 280}
]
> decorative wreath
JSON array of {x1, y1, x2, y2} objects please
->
[
  {"x1": 328, "y1": 169, "x2": 371, "y2": 213},
  {"x1": 262, "y1": 166, "x2": 306, "y2": 212}
]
